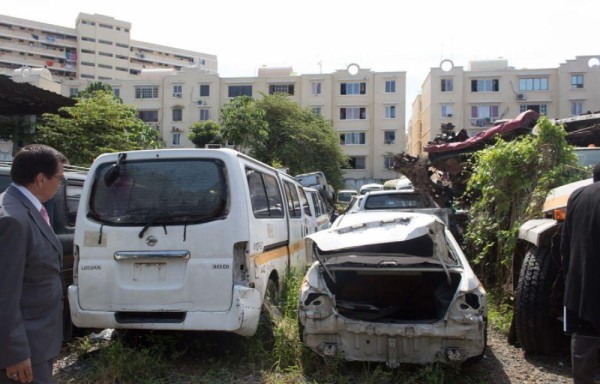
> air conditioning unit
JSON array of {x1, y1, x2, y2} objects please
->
[
  {"x1": 173, "y1": 93, "x2": 182, "y2": 98},
  {"x1": 447, "y1": 113, "x2": 453, "y2": 117},
  {"x1": 517, "y1": 93, "x2": 526, "y2": 100},
  {"x1": 197, "y1": 100, "x2": 206, "y2": 105}
]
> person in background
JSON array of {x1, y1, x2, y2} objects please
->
[
  {"x1": 561, "y1": 162, "x2": 600, "y2": 384},
  {"x1": 0, "y1": 145, "x2": 68, "y2": 384}
]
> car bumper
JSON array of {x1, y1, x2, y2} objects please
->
[
  {"x1": 300, "y1": 313, "x2": 486, "y2": 367},
  {"x1": 68, "y1": 284, "x2": 262, "y2": 336}
]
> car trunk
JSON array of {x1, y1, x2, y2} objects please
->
[{"x1": 323, "y1": 268, "x2": 461, "y2": 323}]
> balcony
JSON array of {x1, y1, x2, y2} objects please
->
[{"x1": 470, "y1": 117, "x2": 496, "y2": 128}]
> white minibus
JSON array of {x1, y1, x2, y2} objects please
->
[{"x1": 69, "y1": 149, "x2": 310, "y2": 336}]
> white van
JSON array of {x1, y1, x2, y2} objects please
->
[
  {"x1": 69, "y1": 149, "x2": 310, "y2": 336},
  {"x1": 303, "y1": 187, "x2": 331, "y2": 233}
]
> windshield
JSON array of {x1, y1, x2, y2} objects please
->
[
  {"x1": 337, "y1": 191, "x2": 356, "y2": 203},
  {"x1": 89, "y1": 158, "x2": 228, "y2": 225}
]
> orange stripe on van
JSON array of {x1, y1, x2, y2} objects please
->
[
  {"x1": 289, "y1": 240, "x2": 305, "y2": 254},
  {"x1": 253, "y1": 246, "x2": 288, "y2": 266}
]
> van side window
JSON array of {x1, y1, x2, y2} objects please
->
[
  {"x1": 246, "y1": 168, "x2": 284, "y2": 218},
  {"x1": 283, "y1": 181, "x2": 301, "y2": 218},
  {"x1": 298, "y1": 187, "x2": 311, "y2": 216},
  {"x1": 65, "y1": 183, "x2": 83, "y2": 227},
  {"x1": 311, "y1": 193, "x2": 321, "y2": 216}
]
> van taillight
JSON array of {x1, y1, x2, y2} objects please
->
[{"x1": 73, "y1": 245, "x2": 79, "y2": 285}]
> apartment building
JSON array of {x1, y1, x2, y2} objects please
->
[
  {"x1": 61, "y1": 63, "x2": 406, "y2": 183},
  {"x1": 409, "y1": 56, "x2": 600, "y2": 156},
  {"x1": 0, "y1": 13, "x2": 405, "y2": 183},
  {"x1": 0, "y1": 13, "x2": 217, "y2": 81}
]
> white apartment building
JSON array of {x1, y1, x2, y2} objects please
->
[
  {"x1": 0, "y1": 13, "x2": 217, "y2": 81},
  {"x1": 61, "y1": 64, "x2": 406, "y2": 183},
  {"x1": 0, "y1": 13, "x2": 405, "y2": 183},
  {"x1": 409, "y1": 56, "x2": 600, "y2": 156}
]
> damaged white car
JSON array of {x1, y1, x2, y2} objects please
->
[{"x1": 299, "y1": 211, "x2": 487, "y2": 368}]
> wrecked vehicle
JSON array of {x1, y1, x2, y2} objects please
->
[{"x1": 299, "y1": 211, "x2": 487, "y2": 367}]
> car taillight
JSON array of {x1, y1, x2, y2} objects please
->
[{"x1": 553, "y1": 208, "x2": 567, "y2": 221}]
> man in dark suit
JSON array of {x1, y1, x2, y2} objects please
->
[
  {"x1": 561, "y1": 162, "x2": 600, "y2": 384},
  {"x1": 0, "y1": 145, "x2": 68, "y2": 384}
]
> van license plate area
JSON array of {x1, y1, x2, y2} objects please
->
[{"x1": 133, "y1": 262, "x2": 167, "y2": 282}]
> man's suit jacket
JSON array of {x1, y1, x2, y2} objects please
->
[
  {"x1": 561, "y1": 180, "x2": 600, "y2": 334},
  {"x1": 0, "y1": 185, "x2": 64, "y2": 368}
]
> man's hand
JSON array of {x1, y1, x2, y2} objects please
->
[{"x1": 5, "y1": 358, "x2": 32, "y2": 383}]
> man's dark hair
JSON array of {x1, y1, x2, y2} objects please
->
[
  {"x1": 594, "y1": 162, "x2": 600, "y2": 183},
  {"x1": 11, "y1": 144, "x2": 68, "y2": 185}
]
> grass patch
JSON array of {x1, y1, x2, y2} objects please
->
[{"x1": 486, "y1": 288, "x2": 514, "y2": 336}]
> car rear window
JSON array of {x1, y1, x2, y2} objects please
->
[
  {"x1": 364, "y1": 193, "x2": 432, "y2": 210},
  {"x1": 89, "y1": 158, "x2": 227, "y2": 225}
]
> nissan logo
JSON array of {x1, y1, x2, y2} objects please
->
[{"x1": 145, "y1": 235, "x2": 158, "y2": 247}]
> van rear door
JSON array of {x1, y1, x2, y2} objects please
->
[{"x1": 76, "y1": 154, "x2": 243, "y2": 312}]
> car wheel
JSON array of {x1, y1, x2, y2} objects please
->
[
  {"x1": 515, "y1": 245, "x2": 566, "y2": 354},
  {"x1": 262, "y1": 278, "x2": 282, "y2": 322}
]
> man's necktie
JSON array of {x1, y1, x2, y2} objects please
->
[{"x1": 40, "y1": 206, "x2": 50, "y2": 226}]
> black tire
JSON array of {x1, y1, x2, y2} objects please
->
[
  {"x1": 262, "y1": 278, "x2": 282, "y2": 322},
  {"x1": 515, "y1": 246, "x2": 564, "y2": 354}
]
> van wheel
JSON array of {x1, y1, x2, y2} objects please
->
[
  {"x1": 263, "y1": 279, "x2": 282, "y2": 322},
  {"x1": 515, "y1": 246, "x2": 565, "y2": 354}
]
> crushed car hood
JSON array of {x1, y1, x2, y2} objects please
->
[{"x1": 307, "y1": 211, "x2": 456, "y2": 265}]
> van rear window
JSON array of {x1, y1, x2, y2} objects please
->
[{"x1": 89, "y1": 159, "x2": 227, "y2": 225}]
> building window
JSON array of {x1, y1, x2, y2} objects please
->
[
  {"x1": 81, "y1": 37, "x2": 95, "y2": 42},
  {"x1": 571, "y1": 101, "x2": 583, "y2": 116},
  {"x1": 519, "y1": 104, "x2": 547, "y2": 115},
  {"x1": 173, "y1": 85, "x2": 182, "y2": 98},
  {"x1": 385, "y1": 105, "x2": 396, "y2": 119},
  {"x1": 69, "y1": 88, "x2": 79, "y2": 97},
  {"x1": 312, "y1": 107, "x2": 322, "y2": 116},
  {"x1": 441, "y1": 78, "x2": 453, "y2": 92},
  {"x1": 81, "y1": 61, "x2": 94, "y2": 67},
  {"x1": 228, "y1": 85, "x2": 252, "y2": 97},
  {"x1": 199, "y1": 109, "x2": 210, "y2": 121},
  {"x1": 470, "y1": 105, "x2": 499, "y2": 127},
  {"x1": 571, "y1": 74, "x2": 584, "y2": 89},
  {"x1": 81, "y1": 49, "x2": 94, "y2": 54},
  {"x1": 384, "y1": 156, "x2": 395, "y2": 170},
  {"x1": 172, "y1": 108, "x2": 182, "y2": 122},
  {"x1": 345, "y1": 156, "x2": 366, "y2": 169},
  {"x1": 116, "y1": 43, "x2": 129, "y2": 48},
  {"x1": 98, "y1": 64, "x2": 112, "y2": 69},
  {"x1": 340, "y1": 82, "x2": 366, "y2": 95},
  {"x1": 385, "y1": 80, "x2": 396, "y2": 93},
  {"x1": 81, "y1": 74, "x2": 94, "y2": 79},
  {"x1": 172, "y1": 133, "x2": 181, "y2": 146},
  {"x1": 519, "y1": 77, "x2": 549, "y2": 91},
  {"x1": 135, "y1": 85, "x2": 159, "y2": 99},
  {"x1": 471, "y1": 79, "x2": 499, "y2": 92},
  {"x1": 138, "y1": 110, "x2": 159, "y2": 122},
  {"x1": 384, "y1": 131, "x2": 396, "y2": 145},
  {"x1": 340, "y1": 107, "x2": 366, "y2": 120},
  {"x1": 269, "y1": 84, "x2": 294, "y2": 95},
  {"x1": 340, "y1": 132, "x2": 366, "y2": 145},
  {"x1": 113, "y1": 88, "x2": 120, "y2": 97},
  {"x1": 99, "y1": 23, "x2": 113, "y2": 29},
  {"x1": 441, "y1": 104, "x2": 453, "y2": 118},
  {"x1": 98, "y1": 39, "x2": 112, "y2": 45},
  {"x1": 116, "y1": 67, "x2": 128, "y2": 72},
  {"x1": 200, "y1": 84, "x2": 210, "y2": 97},
  {"x1": 311, "y1": 82, "x2": 322, "y2": 95},
  {"x1": 98, "y1": 51, "x2": 113, "y2": 57}
]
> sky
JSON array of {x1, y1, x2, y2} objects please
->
[{"x1": 3, "y1": 0, "x2": 600, "y2": 121}]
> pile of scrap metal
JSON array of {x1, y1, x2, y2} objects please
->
[{"x1": 394, "y1": 110, "x2": 600, "y2": 208}]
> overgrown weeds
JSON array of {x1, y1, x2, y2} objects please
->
[{"x1": 61, "y1": 269, "x2": 491, "y2": 384}]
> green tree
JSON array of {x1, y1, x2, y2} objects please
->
[
  {"x1": 33, "y1": 89, "x2": 161, "y2": 166},
  {"x1": 254, "y1": 94, "x2": 347, "y2": 189},
  {"x1": 188, "y1": 120, "x2": 222, "y2": 148},
  {"x1": 76, "y1": 81, "x2": 115, "y2": 99},
  {"x1": 219, "y1": 96, "x2": 268, "y2": 151},
  {"x1": 462, "y1": 116, "x2": 584, "y2": 286}
]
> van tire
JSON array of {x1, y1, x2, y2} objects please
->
[
  {"x1": 515, "y1": 246, "x2": 564, "y2": 354},
  {"x1": 263, "y1": 279, "x2": 282, "y2": 322}
]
